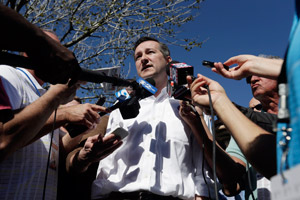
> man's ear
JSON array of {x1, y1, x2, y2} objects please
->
[{"x1": 166, "y1": 56, "x2": 172, "y2": 63}]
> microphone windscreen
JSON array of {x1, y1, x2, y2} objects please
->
[
  {"x1": 167, "y1": 61, "x2": 194, "y2": 86},
  {"x1": 166, "y1": 61, "x2": 180, "y2": 76}
]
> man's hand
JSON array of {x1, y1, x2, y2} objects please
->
[
  {"x1": 61, "y1": 103, "x2": 106, "y2": 129},
  {"x1": 179, "y1": 101, "x2": 202, "y2": 128},
  {"x1": 47, "y1": 81, "x2": 81, "y2": 106},
  {"x1": 187, "y1": 74, "x2": 227, "y2": 109},
  {"x1": 210, "y1": 54, "x2": 283, "y2": 80},
  {"x1": 72, "y1": 134, "x2": 123, "y2": 173}
]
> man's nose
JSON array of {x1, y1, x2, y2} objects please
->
[
  {"x1": 141, "y1": 55, "x2": 149, "y2": 64},
  {"x1": 250, "y1": 76, "x2": 260, "y2": 84}
]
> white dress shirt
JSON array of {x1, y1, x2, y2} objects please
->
[{"x1": 91, "y1": 87, "x2": 214, "y2": 200}]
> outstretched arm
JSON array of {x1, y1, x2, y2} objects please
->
[
  {"x1": 188, "y1": 75, "x2": 276, "y2": 179},
  {"x1": 0, "y1": 82, "x2": 79, "y2": 161},
  {"x1": 210, "y1": 55, "x2": 283, "y2": 80},
  {"x1": 67, "y1": 133, "x2": 122, "y2": 173},
  {"x1": 29, "y1": 103, "x2": 107, "y2": 144},
  {"x1": 179, "y1": 102, "x2": 247, "y2": 196}
]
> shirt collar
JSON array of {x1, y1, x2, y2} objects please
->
[
  {"x1": 154, "y1": 87, "x2": 169, "y2": 102},
  {"x1": 18, "y1": 68, "x2": 46, "y2": 94}
]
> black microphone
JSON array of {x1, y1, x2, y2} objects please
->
[
  {"x1": 79, "y1": 67, "x2": 132, "y2": 86},
  {"x1": 117, "y1": 78, "x2": 156, "y2": 119},
  {"x1": 0, "y1": 52, "x2": 135, "y2": 87},
  {"x1": 0, "y1": 51, "x2": 36, "y2": 69},
  {"x1": 67, "y1": 78, "x2": 156, "y2": 137}
]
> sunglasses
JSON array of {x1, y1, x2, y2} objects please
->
[
  {"x1": 246, "y1": 76, "x2": 252, "y2": 84},
  {"x1": 252, "y1": 103, "x2": 262, "y2": 111}
]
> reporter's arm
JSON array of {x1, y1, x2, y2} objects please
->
[
  {"x1": 180, "y1": 102, "x2": 246, "y2": 196},
  {"x1": 195, "y1": 195, "x2": 210, "y2": 200},
  {"x1": 0, "y1": 83, "x2": 77, "y2": 161},
  {"x1": 29, "y1": 103, "x2": 106, "y2": 143},
  {"x1": 213, "y1": 95, "x2": 276, "y2": 179},
  {"x1": 67, "y1": 134, "x2": 122, "y2": 173},
  {"x1": 211, "y1": 54, "x2": 283, "y2": 80},
  {"x1": 189, "y1": 75, "x2": 276, "y2": 179}
]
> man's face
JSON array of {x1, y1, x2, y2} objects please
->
[
  {"x1": 134, "y1": 40, "x2": 171, "y2": 81},
  {"x1": 250, "y1": 75, "x2": 278, "y2": 100}
]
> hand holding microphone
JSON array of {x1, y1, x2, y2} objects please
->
[{"x1": 66, "y1": 77, "x2": 157, "y2": 137}]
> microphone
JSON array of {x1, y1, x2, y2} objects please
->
[
  {"x1": 117, "y1": 77, "x2": 156, "y2": 119},
  {"x1": 79, "y1": 67, "x2": 132, "y2": 86},
  {"x1": 67, "y1": 77, "x2": 156, "y2": 137},
  {"x1": 115, "y1": 88, "x2": 131, "y2": 102},
  {"x1": 0, "y1": 52, "x2": 134, "y2": 87},
  {"x1": 166, "y1": 61, "x2": 194, "y2": 86},
  {"x1": 166, "y1": 61, "x2": 194, "y2": 100}
]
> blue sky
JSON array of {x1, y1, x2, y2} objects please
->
[
  {"x1": 173, "y1": 0, "x2": 294, "y2": 107},
  {"x1": 127, "y1": 0, "x2": 295, "y2": 107}
]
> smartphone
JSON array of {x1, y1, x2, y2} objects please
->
[
  {"x1": 111, "y1": 127, "x2": 129, "y2": 140},
  {"x1": 202, "y1": 60, "x2": 229, "y2": 71}
]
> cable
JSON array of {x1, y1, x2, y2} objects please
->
[
  {"x1": 206, "y1": 85, "x2": 219, "y2": 200},
  {"x1": 202, "y1": 141, "x2": 212, "y2": 199},
  {"x1": 42, "y1": 108, "x2": 57, "y2": 200},
  {"x1": 206, "y1": 85, "x2": 255, "y2": 200},
  {"x1": 246, "y1": 162, "x2": 255, "y2": 200}
]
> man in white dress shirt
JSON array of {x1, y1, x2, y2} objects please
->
[{"x1": 91, "y1": 37, "x2": 214, "y2": 200}]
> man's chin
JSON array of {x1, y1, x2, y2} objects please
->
[
  {"x1": 141, "y1": 75, "x2": 154, "y2": 80},
  {"x1": 140, "y1": 72, "x2": 154, "y2": 79}
]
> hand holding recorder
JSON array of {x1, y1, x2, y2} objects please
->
[{"x1": 203, "y1": 55, "x2": 282, "y2": 80}]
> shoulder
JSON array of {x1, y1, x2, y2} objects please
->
[
  {"x1": 0, "y1": 65, "x2": 23, "y2": 85},
  {"x1": 226, "y1": 138, "x2": 247, "y2": 163},
  {"x1": 0, "y1": 78, "x2": 12, "y2": 110},
  {"x1": 0, "y1": 65, "x2": 26, "y2": 109},
  {"x1": 0, "y1": 65, "x2": 19, "y2": 76}
]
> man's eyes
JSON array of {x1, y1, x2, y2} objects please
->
[
  {"x1": 135, "y1": 51, "x2": 155, "y2": 60},
  {"x1": 135, "y1": 55, "x2": 141, "y2": 60}
]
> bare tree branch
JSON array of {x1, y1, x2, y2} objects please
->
[{"x1": 4, "y1": 0, "x2": 204, "y2": 102}]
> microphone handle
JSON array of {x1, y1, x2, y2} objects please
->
[
  {"x1": 79, "y1": 68, "x2": 131, "y2": 86},
  {"x1": 0, "y1": 52, "x2": 36, "y2": 69},
  {"x1": 0, "y1": 52, "x2": 133, "y2": 86}
]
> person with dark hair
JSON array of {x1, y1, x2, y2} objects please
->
[{"x1": 91, "y1": 36, "x2": 214, "y2": 200}]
